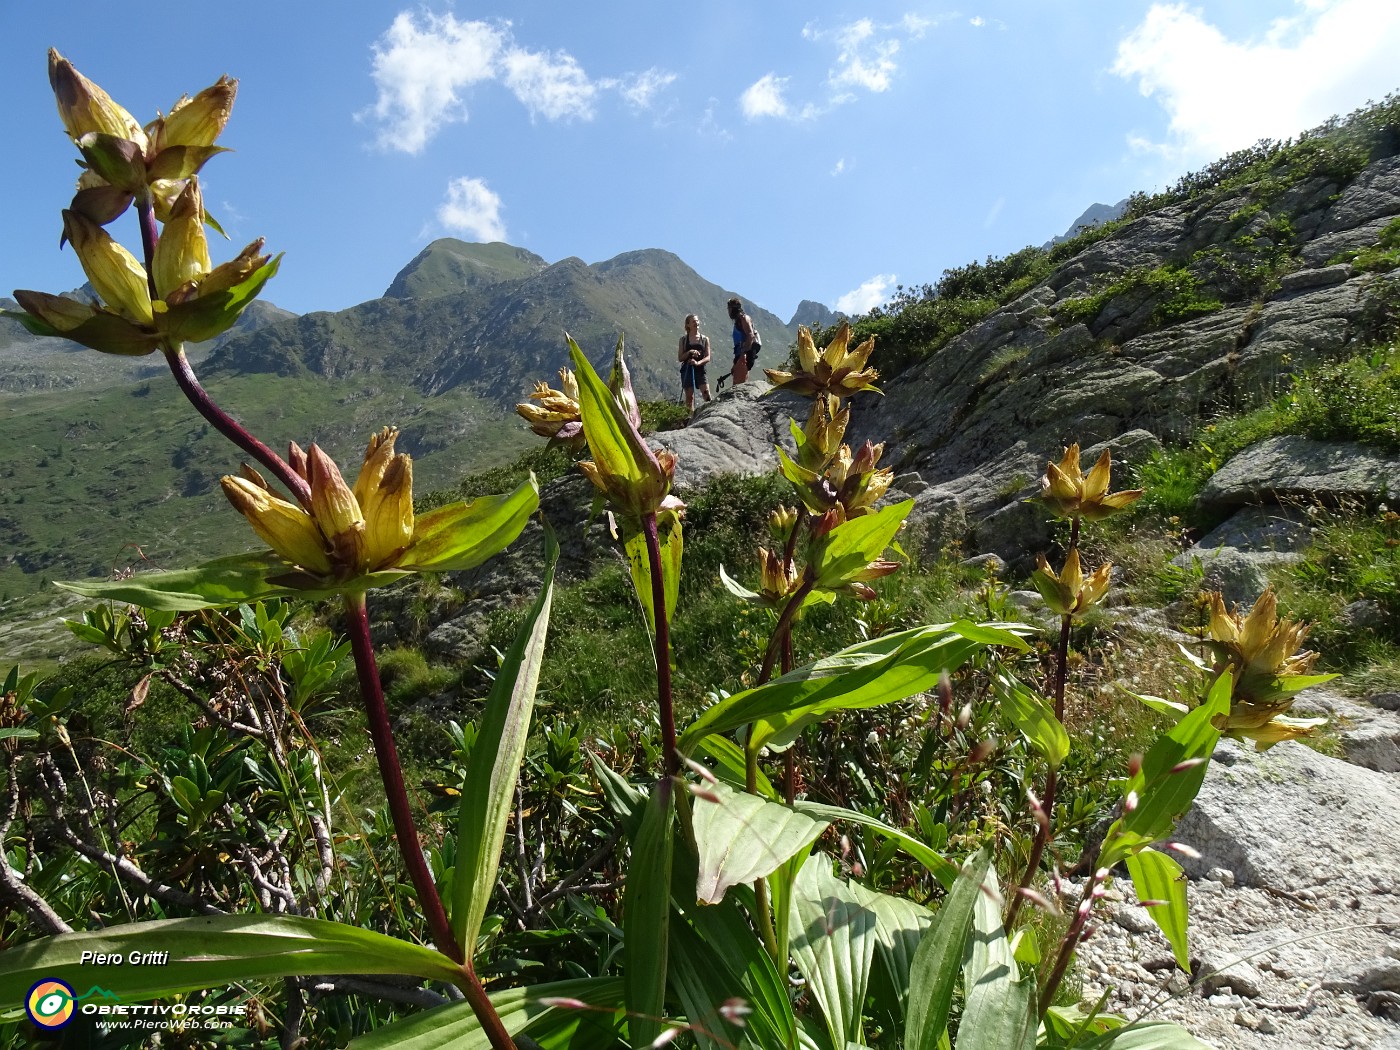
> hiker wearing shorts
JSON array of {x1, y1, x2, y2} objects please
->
[
  {"x1": 678, "y1": 313, "x2": 712, "y2": 417},
  {"x1": 726, "y1": 297, "x2": 760, "y2": 385}
]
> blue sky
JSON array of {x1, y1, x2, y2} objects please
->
[{"x1": 4, "y1": 1, "x2": 1400, "y2": 322}]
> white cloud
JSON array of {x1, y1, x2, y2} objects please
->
[
  {"x1": 437, "y1": 177, "x2": 507, "y2": 241},
  {"x1": 741, "y1": 74, "x2": 792, "y2": 120},
  {"x1": 503, "y1": 48, "x2": 596, "y2": 121},
  {"x1": 616, "y1": 68, "x2": 678, "y2": 111},
  {"x1": 831, "y1": 157, "x2": 846, "y2": 176},
  {"x1": 969, "y1": 16, "x2": 986, "y2": 28},
  {"x1": 836, "y1": 274, "x2": 897, "y2": 315},
  {"x1": 1114, "y1": 0, "x2": 1400, "y2": 165},
  {"x1": 983, "y1": 196, "x2": 1004, "y2": 228},
  {"x1": 364, "y1": 13, "x2": 506, "y2": 153},
  {"x1": 780, "y1": 15, "x2": 933, "y2": 118},
  {"x1": 364, "y1": 11, "x2": 676, "y2": 150}
]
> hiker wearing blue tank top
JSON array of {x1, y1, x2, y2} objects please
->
[
  {"x1": 723, "y1": 297, "x2": 761, "y2": 387},
  {"x1": 677, "y1": 313, "x2": 712, "y2": 417}
]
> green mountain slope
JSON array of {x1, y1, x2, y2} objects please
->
[{"x1": 384, "y1": 239, "x2": 549, "y2": 299}]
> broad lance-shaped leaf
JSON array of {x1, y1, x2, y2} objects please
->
[
  {"x1": 349, "y1": 977, "x2": 625, "y2": 1049},
  {"x1": 787, "y1": 854, "x2": 877, "y2": 1049},
  {"x1": 453, "y1": 528, "x2": 557, "y2": 956},
  {"x1": 678, "y1": 621, "x2": 1026, "y2": 757},
  {"x1": 957, "y1": 864, "x2": 1036, "y2": 1050},
  {"x1": 847, "y1": 881, "x2": 934, "y2": 1019},
  {"x1": 995, "y1": 670, "x2": 1070, "y2": 770},
  {"x1": 1126, "y1": 847, "x2": 1190, "y2": 971},
  {"x1": 793, "y1": 800, "x2": 959, "y2": 888},
  {"x1": 400, "y1": 476, "x2": 539, "y2": 571},
  {"x1": 691, "y1": 779, "x2": 829, "y2": 904},
  {"x1": 623, "y1": 511, "x2": 681, "y2": 640},
  {"x1": 623, "y1": 781, "x2": 674, "y2": 1050},
  {"x1": 57, "y1": 551, "x2": 408, "y2": 611},
  {"x1": 905, "y1": 847, "x2": 992, "y2": 1050},
  {"x1": 1098, "y1": 672, "x2": 1231, "y2": 869},
  {"x1": 569, "y1": 335, "x2": 651, "y2": 488},
  {"x1": 0, "y1": 916, "x2": 461, "y2": 1005},
  {"x1": 1080, "y1": 1021, "x2": 1217, "y2": 1050},
  {"x1": 811, "y1": 501, "x2": 911, "y2": 591}
]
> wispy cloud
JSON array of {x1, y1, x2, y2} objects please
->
[
  {"x1": 1114, "y1": 0, "x2": 1400, "y2": 166},
  {"x1": 502, "y1": 48, "x2": 596, "y2": 121},
  {"x1": 616, "y1": 68, "x2": 679, "y2": 111},
  {"x1": 741, "y1": 74, "x2": 792, "y2": 120},
  {"x1": 831, "y1": 157, "x2": 846, "y2": 176},
  {"x1": 436, "y1": 176, "x2": 507, "y2": 241},
  {"x1": 364, "y1": 11, "x2": 676, "y2": 152},
  {"x1": 836, "y1": 274, "x2": 897, "y2": 315},
  {"x1": 749, "y1": 14, "x2": 936, "y2": 121}
]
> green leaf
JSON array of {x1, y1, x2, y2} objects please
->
[
  {"x1": 402, "y1": 476, "x2": 539, "y2": 571},
  {"x1": 810, "y1": 502, "x2": 912, "y2": 591},
  {"x1": 995, "y1": 670, "x2": 1070, "y2": 769},
  {"x1": 1120, "y1": 687, "x2": 1190, "y2": 719},
  {"x1": 57, "y1": 552, "x2": 343, "y2": 611},
  {"x1": 349, "y1": 977, "x2": 624, "y2": 1049},
  {"x1": 623, "y1": 781, "x2": 674, "y2": 1049},
  {"x1": 159, "y1": 253, "x2": 284, "y2": 344},
  {"x1": 667, "y1": 917, "x2": 751, "y2": 1050},
  {"x1": 792, "y1": 801, "x2": 959, "y2": 888},
  {"x1": 786, "y1": 854, "x2": 877, "y2": 1049},
  {"x1": 0, "y1": 727, "x2": 38, "y2": 741},
  {"x1": 0, "y1": 916, "x2": 461, "y2": 1004},
  {"x1": 691, "y1": 780, "x2": 829, "y2": 904},
  {"x1": 623, "y1": 510, "x2": 681, "y2": 639},
  {"x1": 847, "y1": 881, "x2": 933, "y2": 1019},
  {"x1": 958, "y1": 865, "x2": 1036, "y2": 1050},
  {"x1": 1126, "y1": 847, "x2": 1189, "y2": 971},
  {"x1": 697, "y1": 735, "x2": 779, "y2": 800},
  {"x1": 453, "y1": 529, "x2": 557, "y2": 957},
  {"x1": 1098, "y1": 673, "x2": 1231, "y2": 869},
  {"x1": 684, "y1": 894, "x2": 799, "y2": 1050},
  {"x1": 905, "y1": 848, "x2": 991, "y2": 1050},
  {"x1": 147, "y1": 144, "x2": 231, "y2": 182},
  {"x1": 1080, "y1": 1020, "x2": 1216, "y2": 1050},
  {"x1": 569, "y1": 336, "x2": 653, "y2": 489},
  {"x1": 679, "y1": 622, "x2": 1022, "y2": 758},
  {"x1": 75, "y1": 132, "x2": 146, "y2": 191}
]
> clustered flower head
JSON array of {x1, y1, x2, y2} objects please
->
[
  {"x1": 515, "y1": 368, "x2": 584, "y2": 449},
  {"x1": 220, "y1": 427, "x2": 418, "y2": 586},
  {"x1": 1040, "y1": 444, "x2": 1144, "y2": 521},
  {"x1": 1031, "y1": 548, "x2": 1113, "y2": 617},
  {"x1": 47, "y1": 49, "x2": 236, "y2": 226},
  {"x1": 766, "y1": 323, "x2": 880, "y2": 399},
  {"x1": 1196, "y1": 589, "x2": 1332, "y2": 749},
  {"x1": 6, "y1": 52, "x2": 278, "y2": 355}
]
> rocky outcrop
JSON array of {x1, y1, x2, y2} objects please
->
[
  {"x1": 1075, "y1": 734, "x2": 1400, "y2": 1050},
  {"x1": 844, "y1": 151, "x2": 1400, "y2": 567},
  {"x1": 1198, "y1": 436, "x2": 1400, "y2": 510}
]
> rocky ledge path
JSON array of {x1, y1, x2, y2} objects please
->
[{"x1": 1073, "y1": 691, "x2": 1400, "y2": 1050}]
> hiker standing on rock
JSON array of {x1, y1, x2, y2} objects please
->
[
  {"x1": 723, "y1": 296, "x2": 761, "y2": 387},
  {"x1": 678, "y1": 313, "x2": 712, "y2": 417}
]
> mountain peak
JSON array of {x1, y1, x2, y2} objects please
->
[{"x1": 384, "y1": 239, "x2": 548, "y2": 300}]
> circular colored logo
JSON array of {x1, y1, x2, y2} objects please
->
[{"x1": 26, "y1": 979, "x2": 76, "y2": 1029}]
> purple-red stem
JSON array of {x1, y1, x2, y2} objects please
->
[
  {"x1": 132, "y1": 197, "x2": 311, "y2": 508},
  {"x1": 343, "y1": 594, "x2": 461, "y2": 962},
  {"x1": 641, "y1": 513, "x2": 677, "y2": 776},
  {"x1": 1006, "y1": 515, "x2": 1081, "y2": 930},
  {"x1": 1039, "y1": 868, "x2": 1107, "y2": 1019},
  {"x1": 163, "y1": 348, "x2": 313, "y2": 507},
  {"x1": 758, "y1": 577, "x2": 815, "y2": 685}
]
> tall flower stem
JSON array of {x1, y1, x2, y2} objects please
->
[
  {"x1": 642, "y1": 513, "x2": 678, "y2": 777},
  {"x1": 163, "y1": 347, "x2": 312, "y2": 507},
  {"x1": 131, "y1": 196, "x2": 311, "y2": 508},
  {"x1": 1006, "y1": 516, "x2": 1081, "y2": 930},
  {"x1": 1039, "y1": 867, "x2": 1109, "y2": 1020},
  {"x1": 343, "y1": 592, "x2": 460, "y2": 962},
  {"x1": 758, "y1": 577, "x2": 816, "y2": 686}
]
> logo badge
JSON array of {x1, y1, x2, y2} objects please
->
[{"x1": 26, "y1": 978, "x2": 76, "y2": 1029}]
